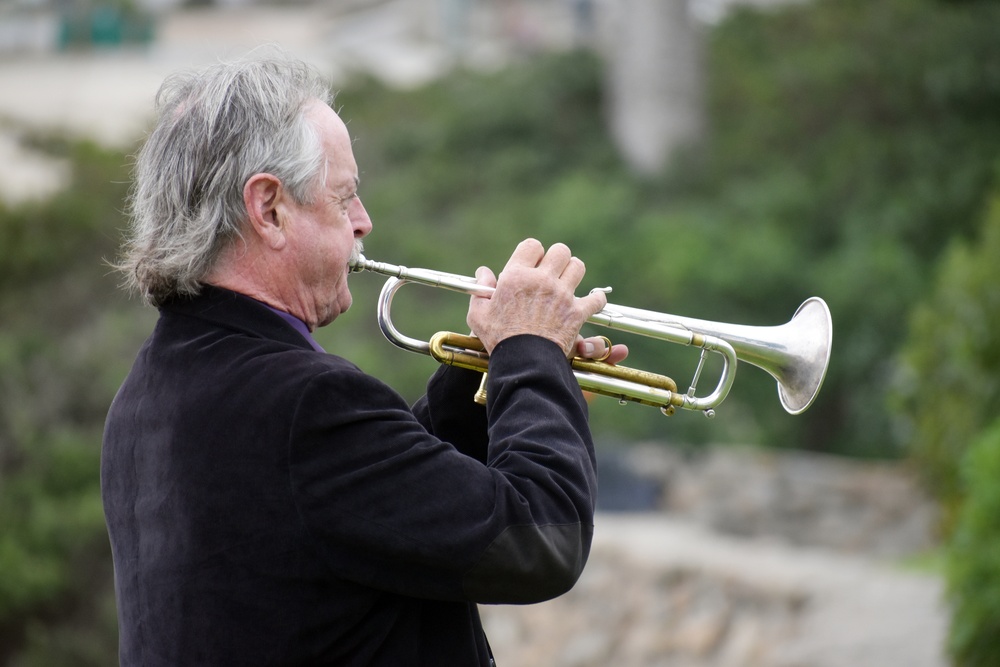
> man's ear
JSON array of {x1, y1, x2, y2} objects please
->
[{"x1": 244, "y1": 173, "x2": 286, "y2": 250}]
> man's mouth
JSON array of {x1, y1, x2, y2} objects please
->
[{"x1": 348, "y1": 240, "x2": 365, "y2": 270}]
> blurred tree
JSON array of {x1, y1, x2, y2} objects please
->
[
  {"x1": 892, "y1": 175, "x2": 1000, "y2": 533},
  {"x1": 947, "y1": 418, "x2": 1000, "y2": 667},
  {"x1": 336, "y1": 0, "x2": 1000, "y2": 455},
  {"x1": 0, "y1": 138, "x2": 142, "y2": 665},
  {"x1": 701, "y1": 0, "x2": 1000, "y2": 454}
]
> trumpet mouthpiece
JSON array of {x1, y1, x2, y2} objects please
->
[{"x1": 349, "y1": 254, "x2": 368, "y2": 272}]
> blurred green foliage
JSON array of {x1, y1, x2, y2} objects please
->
[
  {"x1": 892, "y1": 179, "x2": 1000, "y2": 663},
  {"x1": 0, "y1": 138, "x2": 147, "y2": 663},
  {"x1": 332, "y1": 0, "x2": 1000, "y2": 455},
  {"x1": 697, "y1": 0, "x2": 1000, "y2": 455},
  {"x1": 2, "y1": 0, "x2": 1000, "y2": 662},
  {"x1": 947, "y1": 418, "x2": 1000, "y2": 667},
  {"x1": 894, "y1": 183, "x2": 1000, "y2": 530}
]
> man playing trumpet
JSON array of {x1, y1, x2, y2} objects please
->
[{"x1": 102, "y1": 53, "x2": 625, "y2": 666}]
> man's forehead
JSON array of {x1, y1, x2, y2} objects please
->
[{"x1": 312, "y1": 105, "x2": 358, "y2": 186}]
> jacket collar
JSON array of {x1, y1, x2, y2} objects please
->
[{"x1": 160, "y1": 284, "x2": 316, "y2": 352}]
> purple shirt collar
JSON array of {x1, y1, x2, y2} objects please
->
[{"x1": 260, "y1": 303, "x2": 326, "y2": 353}]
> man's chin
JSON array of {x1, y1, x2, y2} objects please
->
[{"x1": 319, "y1": 295, "x2": 351, "y2": 328}]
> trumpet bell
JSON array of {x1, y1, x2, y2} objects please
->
[
  {"x1": 608, "y1": 296, "x2": 832, "y2": 415},
  {"x1": 773, "y1": 297, "x2": 832, "y2": 415}
]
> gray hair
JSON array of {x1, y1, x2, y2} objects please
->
[{"x1": 117, "y1": 55, "x2": 334, "y2": 306}]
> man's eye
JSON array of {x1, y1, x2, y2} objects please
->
[{"x1": 331, "y1": 193, "x2": 356, "y2": 210}]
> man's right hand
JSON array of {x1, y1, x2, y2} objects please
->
[{"x1": 466, "y1": 239, "x2": 609, "y2": 357}]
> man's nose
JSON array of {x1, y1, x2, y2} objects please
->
[{"x1": 352, "y1": 197, "x2": 372, "y2": 238}]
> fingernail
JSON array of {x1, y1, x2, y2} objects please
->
[{"x1": 582, "y1": 342, "x2": 595, "y2": 356}]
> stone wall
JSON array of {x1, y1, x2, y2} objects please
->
[
  {"x1": 480, "y1": 445, "x2": 947, "y2": 667},
  {"x1": 484, "y1": 551, "x2": 805, "y2": 667},
  {"x1": 619, "y1": 443, "x2": 939, "y2": 558}
]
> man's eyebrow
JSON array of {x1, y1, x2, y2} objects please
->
[
  {"x1": 331, "y1": 177, "x2": 360, "y2": 202},
  {"x1": 342, "y1": 176, "x2": 360, "y2": 195},
  {"x1": 336, "y1": 177, "x2": 359, "y2": 193}
]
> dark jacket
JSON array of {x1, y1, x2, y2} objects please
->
[{"x1": 102, "y1": 285, "x2": 597, "y2": 666}]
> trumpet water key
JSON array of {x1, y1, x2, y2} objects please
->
[{"x1": 349, "y1": 255, "x2": 832, "y2": 418}]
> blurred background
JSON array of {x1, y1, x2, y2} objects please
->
[{"x1": 1, "y1": 0, "x2": 999, "y2": 664}]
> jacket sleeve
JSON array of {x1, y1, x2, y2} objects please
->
[
  {"x1": 287, "y1": 334, "x2": 597, "y2": 605},
  {"x1": 410, "y1": 366, "x2": 490, "y2": 463}
]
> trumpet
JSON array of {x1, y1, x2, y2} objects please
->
[{"x1": 349, "y1": 255, "x2": 832, "y2": 418}]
